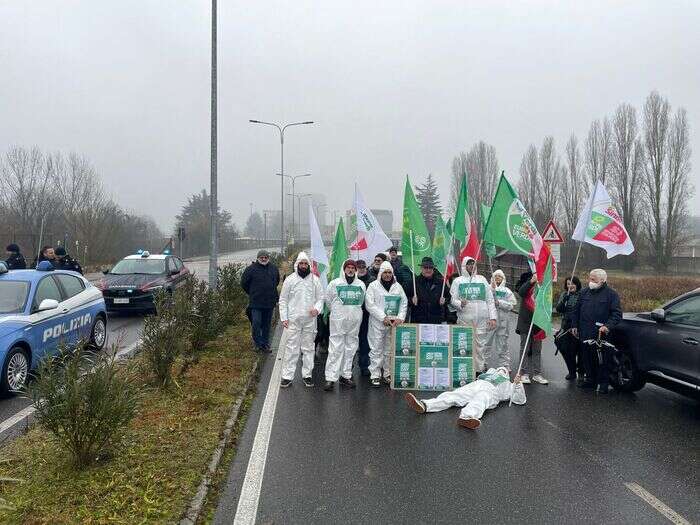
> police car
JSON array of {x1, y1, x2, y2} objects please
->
[
  {"x1": 97, "y1": 251, "x2": 190, "y2": 313},
  {"x1": 0, "y1": 261, "x2": 107, "y2": 394}
]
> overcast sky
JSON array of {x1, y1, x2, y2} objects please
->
[{"x1": 1, "y1": 1, "x2": 698, "y2": 233}]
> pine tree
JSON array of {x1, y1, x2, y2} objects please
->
[{"x1": 415, "y1": 174, "x2": 443, "y2": 237}]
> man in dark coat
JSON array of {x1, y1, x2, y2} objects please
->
[
  {"x1": 4, "y1": 244, "x2": 26, "y2": 270},
  {"x1": 368, "y1": 253, "x2": 387, "y2": 281},
  {"x1": 32, "y1": 246, "x2": 56, "y2": 268},
  {"x1": 241, "y1": 250, "x2": 280, "y2": 352},
  {"x1": 55, "y1": 246, "x2": 83, "y2": 274},
  {"x1": 573, "y1": 268, "x2": 622, "y2": 393},
  {"x1": 355, "y1": 259, "x2": 375, "y2": 376},
  {"x1": 405, "y1": 257, "x2": 449, "y2": 324},
  {"x1": 388, "y1": 246, "x2": 413, "y2": 291}
]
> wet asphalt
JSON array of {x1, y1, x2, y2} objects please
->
[{"x1": 214, "y1": 315, "x2": 700, "y2": 524}]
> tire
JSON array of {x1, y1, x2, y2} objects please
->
[
  {"x1": 1, "y1": 346, "x2": 30, "y2": 395},
  {"x1": 90, "y1": 315, "x2": 107, "y2": 350},
  {"x1": 611, "y1": 349, "x2": 646, "y2": 392}
]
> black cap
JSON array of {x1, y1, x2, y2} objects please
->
[
  {"x1": 55, "y1": 246, "x2": 67, "y2": 256},
  {"x1": 356, "y1": 259, "x2": 367, "y2": 268},
  {"x1": 6, "y1": 244, "x2": 19, "y2": 253},
  {"x1": 421, "y1": 257, "x2": 435, "y2": 268},
  {"x1": 388, "y1": 246, "x2": 398, "y2": 254},
  {"x1": 374, "y1": 253, "x2": 387, "y2": 261}
]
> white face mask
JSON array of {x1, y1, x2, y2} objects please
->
[{"x1": 589, "y1": 281, "x2": 601, "y2": 290}]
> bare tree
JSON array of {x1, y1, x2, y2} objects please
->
[
  {"x1": 449, "y1": 152, "x2": 467, "y2": 216},
  {"x1": 449, "y1": 141, "x2": 499, "y2": 230},
  {"x1": 584, "y1": 117, "x2": 613, "y2": 188},
  {"x1": 642, "y1": 91, "x2": 671, "y2": 270},
  {"x1": 560, "y1": 134, "x2": 586, "y2": 236},
  {"x1": 609, "y1": 103, "x2": 644, "y2": 248},
  {"x1": 537, "y1": 136, "x2": 561, "y2": 224},
  {"x1": 517, "y1": 144, "x2": 539, "y2": 215}
]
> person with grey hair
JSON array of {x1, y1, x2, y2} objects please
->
[
  {"x1": 241, "y1": 250, "x2": 280, "y2": 352},
  {"x1": 572, "y1": 268, "x2": 622, "y2": 393}
]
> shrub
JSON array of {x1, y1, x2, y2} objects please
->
[
  {"x1": 141, "y1": 290, "x2": 189, "y2": 387},
  {"x1": 27, "y1": 343, "x2": 139, "y2": 469},
  {"x1": 179, "y1": 276, "x2": 222, "y2": 375},
  {"x1": 217, "y1": 263, "x2": 247, "y2": 324}
]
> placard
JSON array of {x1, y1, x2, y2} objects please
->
[
  {"x1": 384, "y1": 295, "x2": 401, "y2": 316},
  {"x1": 337, "y1": 285, "x2": 364, "y2": 305},
  {"x1": 458, "y1": 282, "x2": 486, "y2": 301},
  {"x1": 390, "y1": 324, "x2": 475, "y2": 391}
]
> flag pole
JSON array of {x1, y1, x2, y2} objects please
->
[
  {"x1": 440, "y1": 229, "x2": 456, "y2": 300},
  {"x1": 570, "y1": 241, "x2": 583, "y2": 282},
  {"x1": 510, "y1": 301, "x2": 537, "y2": 407},
  {"x1": 410, "y1": 229, "x2": 417, "y2": 303}
]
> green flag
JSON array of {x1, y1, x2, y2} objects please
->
[
  {"x1": 453, "y1": 175, "x2": 470, "y2": 245},
  {"x1": 401, "y1": 176, "x2": 431, "y2": 274},
  {"x1": 445, "y1": 218, "x2": 453, "y2": 238},
  {"x1": 480, "y1": 204, "x2": 497, "y2": 259},
  {"x1": 532, "y1": 253, "x2": 553, "y2": 336},
  {"x1": 328, "y1": 218, "x2": 350, "y2": 281},
  {"x1": 431, "y1": 215, "x2": 449, "y2": 274},
  {"x1": 482, "y1": 174, "x2": 543, "y2": 259}
]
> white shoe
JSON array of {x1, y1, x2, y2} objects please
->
[
  {"x1": 520, "y1": 374, "x2": 531, "y2": 384},
  {"x1": 532, "y1": 374, "x2": 549, "y2": 385}
]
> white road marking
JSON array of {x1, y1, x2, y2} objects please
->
[
  {"x1": 233, "y1": 335, "x2": 285, "y2": 525},
  {"x1": 625, "y1": 482, "x2": 693, "y2": 525}
]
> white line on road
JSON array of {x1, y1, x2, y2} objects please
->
[
  {"x1": 625, "y1": 482, "x2": 693, "y2": 525},
  {"x1": 233, "y1": 335, "x2": 285, "y2": 525}
]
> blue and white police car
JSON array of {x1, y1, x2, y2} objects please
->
[{"x1": 0, "y1": 261, "x2": 107, "y2": 394}]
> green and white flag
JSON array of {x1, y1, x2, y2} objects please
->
[
  {"x1": 532, "y1": 253, "x2": 553, "y2": 336},
  {"x1": 401, "y1": 176, "x2": 431, "y2": 274},
  {"x1": 480, "y1": 204, "x2": 497, "y2": 259},
  {"x1": 328, "y1": 218, "x2": 350, "y2": 281},
  {"x1": 482, "y1": 174, "x2": 543, "y2": 259}
]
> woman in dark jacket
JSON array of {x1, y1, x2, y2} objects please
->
[{"x1": 555, "y1": 276, "x2": 583, "y2": 381}]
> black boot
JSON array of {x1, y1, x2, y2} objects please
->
[
  {"x1": 339, "y1": 377, "x2": 356, "y2": 388},
  {"x1": 323, "y1": 381, "x2": 334, "y2": 391}
]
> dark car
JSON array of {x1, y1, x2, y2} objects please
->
[
  {"x1": 97, "y1": 251, "x2": 190, "y2": 312},
  {"x1": 609, "y1": 288, "x2": 699, "y2": 395}
]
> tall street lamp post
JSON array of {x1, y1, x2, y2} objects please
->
[
  {"x1": 280, "y1": 172, "x2": 311, "y2": 244},
  {"x1": 249, "y1": 120, "x2": 314, "y2": 256}
]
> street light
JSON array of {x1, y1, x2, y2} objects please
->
[
  {"x1": 279, "y1": 173, "x2": 311, "y2": 244},
  {"x1": 209, "y1": 0, "x2": 218, "y2": 289},
  {"x1": 287, "y1": 192, "x2": 313, "y2": 241},
  {"x1": 249, "y1": 120, "x2": 314, "y2": 256}
]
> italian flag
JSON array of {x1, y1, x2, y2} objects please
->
[
  {"x1": 453, "y1": 174, "x2": 480, "y2": 263},
  {"x1": 532, "y1": 246, "x2": 554, "y2": 336}
]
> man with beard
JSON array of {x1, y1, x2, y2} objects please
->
[
  {"x1": 278, "y1": 252, "x2": 323, "y2": 388},
  {"x1": 368, "y1": 253, "x2": 387, "y2": 281},
  {"x1": 324, "y1": 259, "x2": 366, "y2": 391}
]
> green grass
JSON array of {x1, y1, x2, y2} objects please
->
[{"x1": 0, "y1": 318, "x2": 258, "y2": 525}]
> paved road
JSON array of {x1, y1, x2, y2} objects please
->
[
  {"x1": 0, "y1": 249, "x2": 262, "y2": 436},
  {"x1": 215, "y1": 317, "x2": 700, "y2": 524}
]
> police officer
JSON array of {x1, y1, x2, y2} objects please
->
[
  {"x1": 55, "y1": 246, "x2": 83, "y2": 274},
  {"x1": 4, "y1": 244, "x2": 26, "y2": 270},
  {"x1": 33, "y1": 246, "x2": 56, "y2": 268}
]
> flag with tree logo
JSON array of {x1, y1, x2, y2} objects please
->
[{"x1": 401, "y1": 176, "x2": 431, "y2": 274}]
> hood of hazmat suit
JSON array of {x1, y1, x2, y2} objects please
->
[
  {"x1": 365, "y1": 261, "x2": 408, "y2": 327},
  {"x1": 449, "y1": 257, "x2": 497, "y2": 324},
  {"x1": 278, "y1": 251, "x2": 324, "y2": 323},
  {"x1": 326, "y1": 258, "x2": 367, "y2": 334}
]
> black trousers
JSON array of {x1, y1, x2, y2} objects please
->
[
  {"x1": 582, "y1": 343, "x2": 614, "y2": 386},
  {"x1": 357, "y1": 313, "x2": 370, "y2": 371},
  {"x1": 559, "y1": 332, "x2": 583, "y2": 376}
]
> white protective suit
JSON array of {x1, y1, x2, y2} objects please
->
[
  {"x1": 423, "y1": 367, "x2": 526, "y2": 420},
  {"x1": 449, "y1": 257, "x2": 497, "y2": 374},
  {"x1": 364, "y1": 261, "x2": 408, "y2": 381},
  {"x1": 278, "y1": 252, "x2": 324, "y2": 381},
  {"x1": 325, "y1": 262, "x2": 367, "y2": 382},
  {"x1": 486, "y1": 269, "x2": 517, "y2": 369}
]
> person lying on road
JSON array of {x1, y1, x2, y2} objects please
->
[{"x1": 404, "y1": 367, "x2": 526, "y2": 430}]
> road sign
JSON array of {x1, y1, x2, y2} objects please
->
[{"x1": 542, "y1": 219, "x2": 564, "y2": 243}]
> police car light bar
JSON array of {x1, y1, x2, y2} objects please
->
[
  {"x1": 0, "y1": 261, "x2": 8, "y2": 274},
  {"x1": 163, "y1": 249, "x2": 171, "y2": 255},
  {"x1": 141, "y1": 251, "x2": 151, "y2": 258}
]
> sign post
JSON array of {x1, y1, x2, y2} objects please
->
[{"x1": 542, "y1": 219, "x2": 564, "y2": 280}]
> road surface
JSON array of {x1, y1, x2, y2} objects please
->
[
  {"x1": 214, "y1": 317, "x2": 700, "y2": 524},
  {"x1": 0, "y1": 249, "x2": 262, "y2": 440}
]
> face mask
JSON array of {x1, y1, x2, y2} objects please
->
[{"x1": 589, "y1": 281, "x2": 601, "y2": 290}]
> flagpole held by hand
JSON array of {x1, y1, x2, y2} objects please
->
[
  {"x1": 440, "y1": 229, "x2": 456, "y2": 300},
  {"x1": 510, "y1": 311, "x2": 536, "y2": 407},
  {"x1": 570, "y1": 241, "x2": 583, "y2": 282}
]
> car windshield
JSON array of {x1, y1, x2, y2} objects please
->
[
  {"x1": 0, "y1": 281, "x2": 30, "y2": 314},
  {"x1": 110, "y1": 259, "x2": 166, "y2": 275}
]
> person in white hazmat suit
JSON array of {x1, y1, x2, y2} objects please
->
[
  {"x1": 486, "y1": 269, "x2": 517, "y2": 369},
  {"x1": 364, "y1": 261, "x2": 408, "y2": 387},
  {"x1": 324, "y1": 259, "x2": 367, "y2": 391},
  {"x1": 404, "y1": 367, "x2": 526, "y2": 429},
  {"x1": 278, "y1": 252, "x2": 324, "y2": 388},
  {"x1": 449, "y1": 256, "x2": 497, "y2": 375}
]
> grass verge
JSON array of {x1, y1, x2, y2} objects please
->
[{"x1": 0, "y1": 317, "x2": 259, "y2": 524}]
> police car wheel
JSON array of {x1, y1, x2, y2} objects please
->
[
  {"x1": 2, "y1": 347, "x2": 29, "y2": 394},
  {"x1": 90, "y1": 317, "x2": 107, "y2": 350}
]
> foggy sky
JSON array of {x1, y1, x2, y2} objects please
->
[{"x1": 1, "y1": 1, "x2": 698, "y2": 233}]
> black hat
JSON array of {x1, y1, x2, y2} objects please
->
[
  {"x1": 355, "y1": 259, "x2": 367, "y2": 268},
  {"x1": 388, "y1": 246, "x2": 398, "y2": 254},
  {"x1": 374, "y1": 253, "x2": 387, "y2": 262},
  {"x1": 421, "y1": 257, "x2": 435, "y2": 268},
  {"x1": 55, "y1": 246, "x2": 67, "y2": 256},
  {"x1": 6, "y1": 244, "x2": 19, "y2": 253}
]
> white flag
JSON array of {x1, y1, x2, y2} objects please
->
[
  {"x1": 349, "y1": 183, "x2": 393, "y2": 262},
  {"x1": 573, "y1": 180, "x2": 634, "y2": 258},
  {"x1": 308, "y1": 202, "x2": 329, "y2": 288}
]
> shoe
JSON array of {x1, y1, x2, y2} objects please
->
[
  {"x1": 597, "y1": 384, "x2": 609, "y2": 394},
  {"x1": 520, "y1": 374, "x2": 531, "y2": 384},
  {"x1": 339, "y1": 377, "x2": 356, "y2": 388},
  {"x1": 360, "y1": 368, "x2": 371, "y2": 377},
  {"x1": 280, "y1": 379, "x2": 292, "y2": 388},
  {"x1": 404, "y1": 393, "x2": 426, "y2": 414},
  {"x1": 323, "y1": 381, "x2": 334, "y2": 391},
  {"x1": 458, "y1": 417, "x2": 481, "y2": 430},
  {"x1": 303, "y1": 377, "x2": 314, "y2": 388},
  {"x1": 532, "y1": 375, "x2": 549, "y2": 385},
  {"x1": 381, "y1": 376, "x2": 392, "y2": 386},
  {"x1": 370, "y1": 378, "x2": 381, "y2": 388},
  {"x1": 565, "y1": 373, "x2": 575, "y2": 381},
  {"x1": 262, "y1": 346, "x2": 272, "y2": 353},
  {"x1": 578, "y1": 381, "x2": 596, "y2": 389}
]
